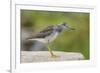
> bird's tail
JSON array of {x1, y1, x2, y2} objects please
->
[{"x1": 27, "y1": 38, "x2": 47, "y2": 43}]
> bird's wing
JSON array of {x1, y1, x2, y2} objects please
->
[
  {"x1": 33, "y1": 30, "x2": 53, "y2": 38},
  {"x1": 39, "y1": 25, "x2": 54, "y2": 33},
  {"x1": 27, "y1": 25, "x2": 54, "y2": 39}
]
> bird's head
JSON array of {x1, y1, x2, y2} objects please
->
[{"x1": 60, "y1": 22, "x2": 75, "y2": 30}]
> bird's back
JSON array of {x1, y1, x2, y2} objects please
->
[{"x1": 28, "y1": 25, "x2": 55, "y2": 39}]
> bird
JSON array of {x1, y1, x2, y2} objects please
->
[{"x1": 27, "y1": 22, "x2": 75, "y2": 57}]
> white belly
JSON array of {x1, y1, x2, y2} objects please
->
[
  {"x1": 28, "y1": 32, "x2": 59, "y2": 44},
  {"x1": 45, "y1": 32, "x2": 58, "y2": 42}
]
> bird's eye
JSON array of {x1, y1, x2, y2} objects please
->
[{"x1": 62, "y1": 22, "x2": 67, "y2": 26}]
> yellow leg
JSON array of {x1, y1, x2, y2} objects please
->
[{"x1": 47, "y1": 46, "x2": 59, "y2": 58}]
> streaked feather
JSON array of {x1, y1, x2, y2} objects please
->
[{"x1": 27, "y1": 25, "x2": 54, "y2": 39}]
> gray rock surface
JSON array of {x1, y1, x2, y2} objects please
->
[{"x1": 21, "y1": 51, "x2": 85, "y2": 63}]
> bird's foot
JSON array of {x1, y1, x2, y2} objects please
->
[{"x1": 51, "y1": 54, "x2": 60, "y2": 58}]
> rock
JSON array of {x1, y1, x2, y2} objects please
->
[{"x1": 21, "y1": 51, "x2": 85, "y2": 63}]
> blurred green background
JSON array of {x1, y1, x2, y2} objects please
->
[{"x1": 21, "y1": 10, "x2": 90, "y2": 59}]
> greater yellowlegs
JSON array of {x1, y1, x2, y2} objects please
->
[{"x1": 28, "y1": 22, "x2": 75, "y2": 57}]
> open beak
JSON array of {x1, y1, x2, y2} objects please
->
[
  {"x1": 67, "y1": 26, "x2": 75, "y2": 30},
  {"x1": 69, "y1": 27, "x2": 75, "y2": 30}
]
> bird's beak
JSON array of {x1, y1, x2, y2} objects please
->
[
  {"x1": 67, "y1": 26, "x2": 75, "y2": 30},
  {"x1": 69, "y1": 27, "x2": 75, "y2": 30}
]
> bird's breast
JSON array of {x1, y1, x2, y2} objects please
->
[{"x1": 45, "y1": 32, "x2": 59, "y2": 42}]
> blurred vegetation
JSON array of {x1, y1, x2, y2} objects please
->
[{"x1": 21, "y1": 9, "x2": 89, "y2": 59}]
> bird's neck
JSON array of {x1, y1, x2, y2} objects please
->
[{"x1": 56, "y1": 28, "x2": 63, "y2": 32}]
